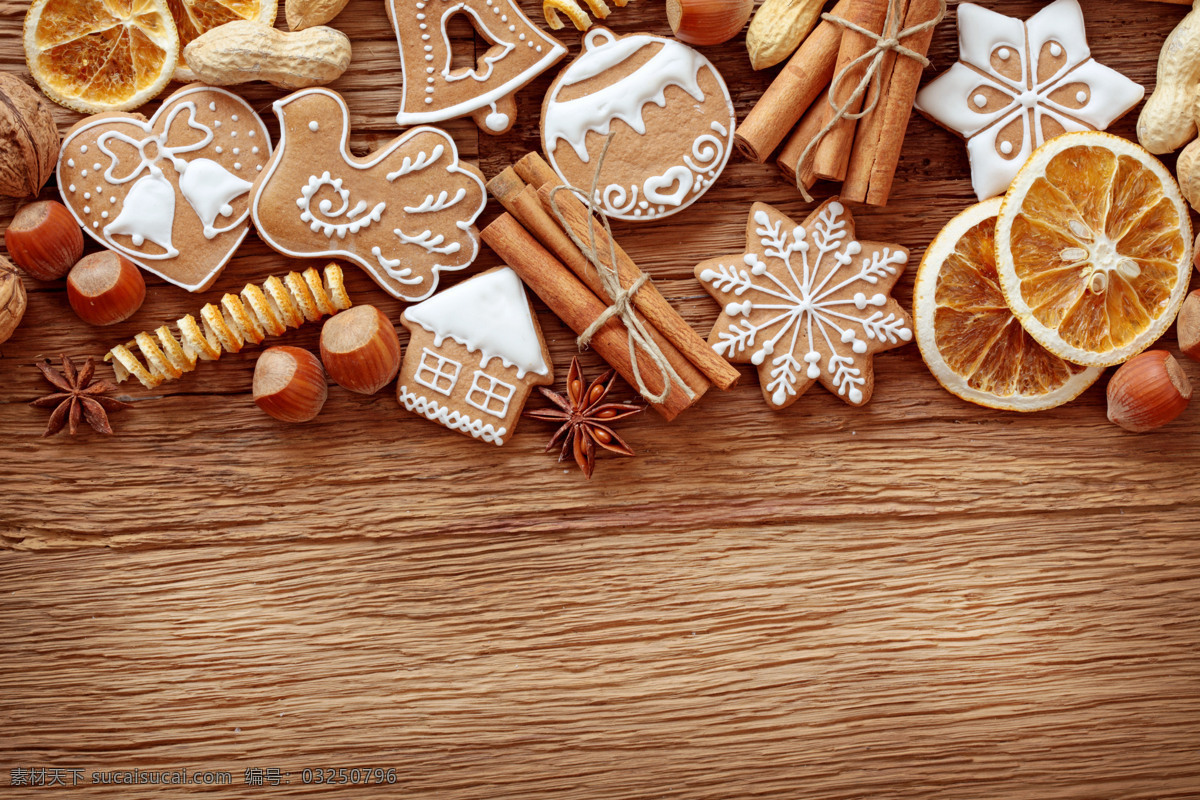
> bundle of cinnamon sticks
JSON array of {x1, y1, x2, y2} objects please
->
[
  {"x1": 480, "y1": 153, "x2": 740, "y2": 421},
  {"x1": 734, "y1": 0, "x2": 942, "y2": 206}
]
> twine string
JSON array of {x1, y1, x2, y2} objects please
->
[
  {"x1": 548, "y1": 135, "x2": 694, "y2": 405},
  {"x1": 793, "y1": 0, "x2": 946, "y2": 201}
]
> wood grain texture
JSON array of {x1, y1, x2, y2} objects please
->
[{"x1": 2, "y1": 1, "x2": 1200, "y2": 797}]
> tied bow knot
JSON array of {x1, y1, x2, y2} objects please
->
[
  {"x1": 548, "y1": 135, "x2": 694, "y2": 405},
  {"x1": 793, "y1": 0, "x2": 946, "y2": 201}
]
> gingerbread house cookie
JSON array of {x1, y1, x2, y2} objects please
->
[{"x1": 397, "y1": 266, "x2": 554, "y2": 445}]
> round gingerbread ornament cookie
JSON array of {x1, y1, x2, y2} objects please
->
[{"x1": 540, "y1": 27, "x2": 735, "y2": 222}]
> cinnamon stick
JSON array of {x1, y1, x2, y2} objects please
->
[
  {"x1": 518, "y1": 185, "x2": 712, "y2": 397},
  {"x1": 489, "y1": 170, "x2": 728, "y2": 394},
  {"x1": 842, "y1": 0, "x2": 909, "y2": 203},
  {"x1": 501, "y1": 156, "x2": 740, "y2": 391},
  {"x1": 812, "y1": 0, "x2": 890, "y2": 183},
  {"x1": 776, "y1": 101, "x2": 829, "y2": 190},
  {"x1": 514, "y1": 151, "x2": 559, "y2": 188},
  {"x1": 732, "y1": 0, "x2": 851, "y2": 164},
  {"x1": 536, "y1": 188, "x2": 738, "y2": 393},
  {"x1": 481, "y1": 214, "x2": 704, "y2": 421},
  {"x1": 865, "y1": 0, "x2": 942, "y2": 206}
]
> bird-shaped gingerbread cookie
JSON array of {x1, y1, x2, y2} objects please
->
[{"x1": 250, "y1": 88, "x2": 487, "y2": 302}]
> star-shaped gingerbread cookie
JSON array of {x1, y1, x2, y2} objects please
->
[
  {"x1": 914, "y1": 0, "x2": 1143, "y2": 201},
  {"x1": 695, "y1": 199, "x2": 913, "y2": 410}
]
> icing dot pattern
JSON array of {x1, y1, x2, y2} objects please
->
[{"x1": 55, "y1": 87, "x2": 274, "y2": 291}]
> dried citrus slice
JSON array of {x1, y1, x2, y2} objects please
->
[
  {"x1": 167, "y1": 0, "x2": 276, "y2": 48},
  {"x1": 915, "y1": 198, "x2": 1103, "y2": 411},
  {"x1": 996, "y1": 131, "x2": 1193, "y2": 368},
  {"x1": 24, "y1": 0, "x2": 179, "y2": 113}
]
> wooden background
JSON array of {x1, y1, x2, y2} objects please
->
[{"x1": 3, "y1": 0, "x2": 1200, "y2": 797}]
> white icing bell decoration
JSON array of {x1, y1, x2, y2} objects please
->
[
  {"x1": 105, "y1": 170, "x2": 178, "y2": 257},
  {"x1": 56, "y1": 85, "x2": 273, "y2": 292},
  {"x1": 178, "y1": 158, "x2": 254, "y2": 239}
]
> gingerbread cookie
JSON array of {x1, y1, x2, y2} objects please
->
[
  {"x1": 695, "y1": 199, "x2": 912, "y2": 410},
  {"x1": 250, "y1": 88, "x2": 487, "y2": 302},
  {"x1": 387, "y1": 0, "x2": 566, "y2": 135},
  {"x1": 914, "y1": 0, "x2": 1144, "y2": 201},
  {"x1": 57, "y1": 84, "x2": 272, "y2": 293},
  {"x1": 398, "y1": 266, "x2": 554, "y2": 445},
  {"x1": 541, "y1": 27, "x2": 734, "y2": 222}
]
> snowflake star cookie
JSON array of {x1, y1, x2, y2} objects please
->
[
  {"x1": 914, "y1": 0, "x2": 1143, "y2": 201},
  {"x1": 57, "y1": 84, "x2": 272, "y2": 292},
  {"x1": 250, "y1": 88, "x2": 486, "y2": 302},
  {"x1": 696, "y1": 200, "x2": 913, "y2": 410}
]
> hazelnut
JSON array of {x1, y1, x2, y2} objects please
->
[
  {"x1": 667, "y1": 0, "x2": 754, "y2": 46},
  {"x1": 5, "y1": 200, "x2": 84, "y2": 281},
  {"x1": 1106, "y1": 350, "x2": 1192, "y2": 433},
  {"x1": 0, "y1": 256, "x2": 27, "y2": 345},
  {"x1": 67, "y1": 251, "x2": 146, "y2": 326},
  {"x1": 319, "y1": 304, "x2": 402, "y2": 394},
  {"x1": 253, "y1": 346, "x2": 328, "y2": 423},
  {"x1": 0, "y1": 73, "x2": 59, "y2": 199}
]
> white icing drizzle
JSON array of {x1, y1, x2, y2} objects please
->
[
  {"x1": 385, "y1": 145, "x2": 444, "y2": 180},
  {"x1": 396, "y1": 228, "x2": 461, "y2": 255},
  {"x1": 544, "y1": 30, "x2": 708, "y2": 164},
  {"x1": 403, "y1": 267, "x2": 549, "y2": 378},
  {"x1": 370, "y1": 247, "x2": 421, "y2": 284},
  {"x1": 699, "y1": 202, "x2": 910, "y2": 408},
  {"x1": 297, "y1": 172, "x2": 387, "y2": 238},
  {"x1": 404, "y1": 187, "x2": 467, "y2": 213}
]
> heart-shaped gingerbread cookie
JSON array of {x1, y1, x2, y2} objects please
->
[{"x1": 57, "y1": 84, "x2": 272, "y2": 292}]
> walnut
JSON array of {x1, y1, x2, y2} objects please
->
[
  {"x1": 0, "y1": 73, "x2": 60, "y2": 199},
  {"x1": 0, "y1": 256, "x2": 28, "y2": 345}
]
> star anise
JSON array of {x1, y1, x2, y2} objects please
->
[
  {"x1": 525, "y1": 357, "x2": 642, "y2": 479},
  {"x1": 31, "y1": 354, "x2": 130, "y2": 437}
]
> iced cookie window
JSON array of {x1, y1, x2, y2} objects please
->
[
  {"x1": 466, "y1": 372, "x2": 515, "y2": 418},
  {"x1": 415, "y1": 348, "x2": 461, "y2": 395}
]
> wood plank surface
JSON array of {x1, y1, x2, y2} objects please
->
[{"x1": 2, "y1": 0, "x2": 1200, "y2": 797}]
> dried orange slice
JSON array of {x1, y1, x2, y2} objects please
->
[
  {"x1": 915, "y1": 198, "x2": 1103, "y2": 411},
  {"x1": 24, "y1": 0, "x2": 179, "y2": 113},
  {"x1": 996, "y1": 131, "x2": 1193, "y2": 368},
  {"x1": 167, "y1": 0, "x2": 276, "y2": 48}
]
